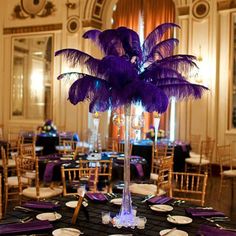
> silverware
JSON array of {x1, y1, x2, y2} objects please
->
[
  {"x1": 167, "y1": 214, "x2": 177, "y2": 222},
  {"x1": 215, "y1": 223, "x2": 236, "y2": 232},
  {"x1": 141, "y1": 194, "x2": 155, "y2": 203}
]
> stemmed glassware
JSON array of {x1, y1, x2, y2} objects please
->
[{"x1": 131, "y1": 113, "x2": 144, "y2": 141}]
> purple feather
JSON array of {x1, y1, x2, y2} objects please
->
[
  {"x1": 143, "y1": 23, "x2": 180, "y2": 59},
  {"x1": 56, "y1": 23, "x2": 207, "y2": 114},
  {"x1": 144, "y1": 38, "x2": 179, "y2": 63}
]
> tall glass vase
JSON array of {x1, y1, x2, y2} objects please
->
[
  {"x1": 154, "y1": 113, "x2": 161, "y2": 144},
  {"x1": 113, "y1": 105, "x2": 136, "y2": 228}
]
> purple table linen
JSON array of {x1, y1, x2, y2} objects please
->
[
  {"x1": 147, "y1": 195, "x2": 172, "y2": 204},
  {"x1": 0, "y1": 220, "x2": 53, "y2": 235},
  {"x1": 185, "y1": 208, "x2": 225, "y2": 217},
  {"x1": 197, "y1": 225, "x2": 236, "y2": 236},
  {"x1": 22, "y1": 201, "x2": 59, "y2": 210},
  {"x1": 86, "y1": 192, "x2": 108, "y2": 201},
  {"x1": 43, "y1": 161, "x2": 61, "y2": 183}
]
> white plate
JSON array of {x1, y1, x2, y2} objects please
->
[
  {"x1": 36, "y1": 212, "x2": 62, "y2": 221},
  {"x1": 110, "y1": 198, "x2": 122, "y2": 205},
  {"x1": 150, "y1": 204, "x2": 173, "y2": 212},
  {"x1": 65, "y1": 201, "x2": 78, "y2": 208},
  {"x1": 52, "y1": 228, "x2": 82, "y2": 236},
  {"x1": 167, "y1": 215, "x2": 192, "y2": 225},
  {"x1": 60, "y1": 157, "x2": 73, "y2": 161},
  {"x1": 160, "y1": 229, "x2": 188, "y2": 236}
]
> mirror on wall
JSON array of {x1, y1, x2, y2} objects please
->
[{"x1": 11, "y1": 35, "x2": 53, "y2": 120}]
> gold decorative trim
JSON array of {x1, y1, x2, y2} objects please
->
[
  {"x1": 217, "y1": 0, "x2": 236, "y2": 11},
  {"x1": 192, "y1": 0, "x2": 210, "y2": 19},
  {"x1": 177, "y1": 6, "x2": 190, "y2": 16},
  {"x1": 3, "y1": 24, "x2": 62, "y2": 35},
  {"x1": 82, "y1": 20, "x2": 102, "y2": 29}
]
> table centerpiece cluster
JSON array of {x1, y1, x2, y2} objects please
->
[{"x1": 55, "y1": 22, "x2": 207, "y2": 228}]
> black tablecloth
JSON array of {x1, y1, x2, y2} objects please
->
[
  {"x1": 132, "y1": 142, "x2": 190, "y2": 174},
  {"x1": 36, "y1": 135, "x2": 59, "y2": 155},
  {"x1": 2, "y1": 195, "x2": 235, "y2": 236}
]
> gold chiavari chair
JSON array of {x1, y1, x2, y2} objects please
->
[
  {"x1": 129, "y1": 155, "x2": 173, "y2": 196},
  {"x1": 61, "y1": 165, "x2": 98, "y2": 196},
  {"x1": 150, "y1": 143, "x2": 167, "y2": 181},
  {"x1": 217, "y1": 144, "x2": 236, "y2": 199},
  {"x1": 185, "y1": 139, "x2": 215, "y2": 174},
  {"x1": 20, "y1": 143, "x2": 36, "y2": 156},
  {"x1": 170, "y1": 171, "x2": 208, "y2": 206},
  {"x1": 104, "y1": 137, "x2": 118, "y2": 152},
  {"x1": 1, "y1": 147, "x2": 20, "y2": 214},
  {"x1": 0, "y1": 143, "x2": 19, "y2": 170},
  {"x1": 189, "y1": 134, "x2": 201, "y2": 155},
  {"x1": 97, "y1": 159, "x2": 113, "y2": 193},
  {"x1": 117, "y1": 142, "x2": 133, "y2": 156},
  {"x1": 62, "y1": 140, "x2": 78, "y2": 155},
  {"x1": 16, "y1": 154, "x2": 62, "y2": 201}
]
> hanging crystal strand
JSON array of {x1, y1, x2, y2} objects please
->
[{"x1": 114, "y1": 104, "x2": 136, "y2": 228}]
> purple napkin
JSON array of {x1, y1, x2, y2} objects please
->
[
  {"x1": 0, "y1": 220, "x2": 53, "y2": 235},
  {"x1": 86, "y1": 192, "x2": 108, "y2": 201},
  {"x1": 39, "y1": 154, "x2": 61, "y2": 161},
  {"x1": 147, "y1": 195, "x2": 171, "y2": 204},
  {"x1": 134, "y1": 163, "x2": 144, "y2": 177},
  {"x1": 197, "y1": 225, "x2": 236, "y2": 236},
  {"x1": 43, "y1": 161, "x2": 61, "y2": 183},
  {"x1": 185, "y1": 208, "x2": 225, "y2": 217},
  {"x1": 22, "y1": 201, "x2": 59, "y2": 210}
]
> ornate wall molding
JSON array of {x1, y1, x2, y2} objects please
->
[
  {"x1": 12, "y1": 0, "x2": 56, "y2": 19},
  {"x1": 3, "y1": 23, "x2": 62, "y2": 34},
  {"x1": 218, "y1": 0, "x2": 236, "y2": 11},
  {"x1": 192, "y1": 0, "x2": 210, "y2": 19}
]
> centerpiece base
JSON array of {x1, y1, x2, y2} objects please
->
[{"x1": 112, "y1": 214, "x2": 145, "y2": 229}]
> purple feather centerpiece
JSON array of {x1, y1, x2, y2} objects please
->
[{"x1": 55, "y1": 23, "x2": 207, "y2": 228}]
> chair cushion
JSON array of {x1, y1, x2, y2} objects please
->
[
  {"x1": 150, "y1": 173, "x2": 159, "y2": 181},
  {"x1": 7, "y1": 176, "x2": 28, "y2": 186},
  {"x1": 22, "y1": 186, "x2": 63, "y2": 199},
  {"x1": 0, "y1": 159, "x2": 16, "y2": 168},
  {"x1": 189, "y1": 153, "x2": 206, "y2": 159},
  {"x1": 129, "y1": 183, "x2": 165, "y2": 196},
  {"x1": 222, "y1": 169, "x2": 236, "y2": 177},
  {"x1": 185, "y1": 157, "x2": 209, "y2": 165}
]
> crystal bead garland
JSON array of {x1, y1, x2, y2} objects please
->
[{"x1": 113, "y1": 105, "x2": 137, "y2": 228}]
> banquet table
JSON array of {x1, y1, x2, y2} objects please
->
[
  {"x1": 1, "y1": 194, "x2": 235, "y2": 236},
  {"x1": 131, "y1": 140, "x2": 190, "y2": 174},
  {"x1": 38, "y1": 153, "x2": 147, "y2": 184}
]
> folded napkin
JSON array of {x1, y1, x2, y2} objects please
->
[
  {"x1": 43, "y1": 161, "x2": 61, "y2": 183},
  {"x1": 86, "y1": 192, "x2": 108, "y2": 201},
  {"x1": 147, "y1": 195, "x2": 171, "y2": 204},
  {"x1": 22, "y1": 201, "x2": 59, "y2": 210},
  {"x1": 185, "y1": 208, "x2": 225, "y2": 217},
  {"x1": 133, "y1": 163, "x2": 144, "y2": 177},
  {"x1": 0, "y1": 220, "x2": 53, "y2": 235},
  {"x1": 197, "y1": 224, "x2": 236, "y2": 236}
]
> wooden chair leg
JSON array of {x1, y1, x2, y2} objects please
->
[
  {"x1": 4, "y1": 186, "x2": 8, "y2": 215},
  {"x1": 218, "y1": 175, "x2": 223, "y2": 200}
]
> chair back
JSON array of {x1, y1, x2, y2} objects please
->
[
  {"x1": 62, "y1": 140, "x2": 78, "y2": 155},
  {"x1": 151, "y1": 143, "x2": 167, "y2": 175},
  {"x1": 1, "y1": 147, "x2": 9, "y2": 185},
  {"x1": 170, "y1": 171, "x2": 208, "y2": 206},
  {"x1": 16, "y1": 154, "x2": 38, "y2": 198},
  {"x1": 157, "y1": 155, "x2": 173, "y2": 195},
  {"x1": 117, "y1": 142, "x2": 133, "y2": 156},
  {"x1": 20, "y1": 143, "x2": 36, "y2": 156},
  {"x1": 104, "y1": 137, "x2": 118, "y2": 152},
  {"x1": 217, "y1": 144, "x2": 232, "y2": 172},
  {"x1": 61, "y1": 165, "x2": 98, "y2": 196},
  {"x1": 200, "y1": 139, "x2": 215, "y2": 163},
  {"x1": 190, "y1": 134, "x2": 201, "y2": 153}
]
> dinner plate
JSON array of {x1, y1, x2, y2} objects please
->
[
  {"x1": 60, "y1": 157, "x2": 73, "y2": 161},
  {"x1": 150, "y1": 204, "x2": 173, "y2": 212},
  {"x1": 65, "y1": 201, "x2": 78, "y2": 208},
  {"x1": 52, "y1": 228, "x2": 82, "y2": 236},
  {"x1": 36, "y1": 212, "x2": 62, "y2": 221},
  {"x1": 110, "y1": 198, "x2": 122, "y2": 205},
  {"x1": 160, "y1": 229, "x2": 188, "y2": 236},
  {"x1": 167, "y1": 215, "x2": 192, "y2": 225}
]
